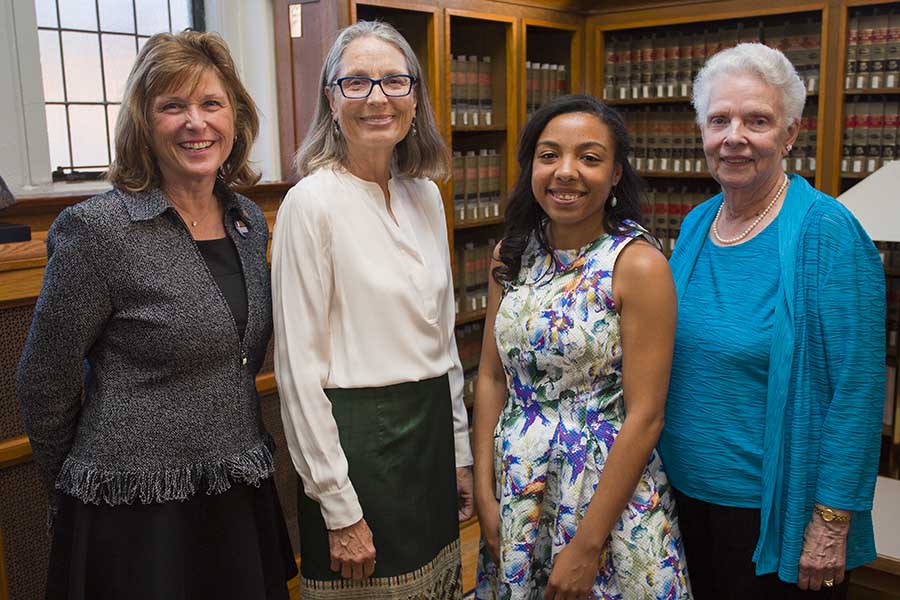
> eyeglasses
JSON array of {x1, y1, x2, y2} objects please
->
[{"x1": 330, "y1": 74, "x2": 417, "y2": 99}]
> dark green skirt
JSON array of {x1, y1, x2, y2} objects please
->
[{"x1": 298, "y1": 374, "x2": 462, "y2": 599}]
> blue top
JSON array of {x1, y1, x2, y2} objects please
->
[
  {"x1": 664, "y1": 175, "x2": 885, "y2": 582},
  {"x1": 660, "y1": 219, "x2": 779, "y2": 508}
]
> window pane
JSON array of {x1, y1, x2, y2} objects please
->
[
  {"x1": 58, "y1": 0, "x2": 97, "y2": 31},
  {"x1": 45, "y1": 104, "x2": 70, "y2": 170},
  {"x1": 170, "y1": 0, "x2": 192, "y2": 32},
  {"x1": 102, "y1": 34, "x2": 137, "y2": 102},
  {"x1": 107, "y1": 104, "x2": 121, "y2": 162},
  {"x1": 34, "y1": 0, "x2": 58, "y2": 28},
  {"x1": 136, "y1": 0, "x2": 169, "y2": 36},
  {"x1": 38, "y1": 31, "x2": 65, "y2": 102},
  {"x1": 69, "y1": 105, "x2": 109, "y2": 166},
  {"x1": 62, "y1": 32, "x2": 103, "y2": 102},
  {"x1": 138, "y1": 36, "x2": 149, "y2": 52},
  {"x1": 99, "y1": 0, "x2": 135, "y2": 34}
]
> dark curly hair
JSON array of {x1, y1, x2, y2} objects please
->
[{"x1": 493, "y1": 94, "x2": 643, "y2": 285}]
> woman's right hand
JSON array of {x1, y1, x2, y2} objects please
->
[
  {"x1": 476, "y1": 494, "x2": 502, "y2": 563},
  {"x1": 327, "y1": 518, "x2": 376, "y2": 580}
]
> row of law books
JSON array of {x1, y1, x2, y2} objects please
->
[
  {"x1": 525, "y1": 61, "x2": 568, "y2": 119},
  {"x1": 455, "y1": 241, "x2": 495, "y2": 316},
  {"x1": 622, "y1": 105, "x2": 818, "y2": 176},
  {"x1": 456, "y1": 322, "x2": 483, "y2": 372},
  {"x1": 641, "y1": 185, "x2": 718, "y2": 254},
  {"x1": 602, "y1": 17, "x2": 821, "y2": 102},
  {"x1": 452, "y1": 149, "x2": 503, "y2": 224},
  {"x1": 841, "y1": 101, "x2": 900, "y2": 176},
  {"x1": 846, "y1": 11, "x2": 900, "y2": 90},
  {"x1": 887, "y1": 278, "x2": 900, "y2": 355},
  {"x1": 886, "y1": 364, "x2": 898, "y2": 448},
  {"x1": 450, "y1": 55, "x2": 493, "y2": 127},
  {"x1": 622, "y1": 108, "x2": 705, "y2": 175}
]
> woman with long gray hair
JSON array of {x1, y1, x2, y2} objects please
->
[{"x1": 271, "y1": 20, "x2": 473, "y2": 599}]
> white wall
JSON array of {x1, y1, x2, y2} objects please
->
[
  {"x1": 0, "y1": 0, "x2": 53, "y2": 192},
  {"x1": 204, "y1": 0, "x2": 282, "y2": 182}
]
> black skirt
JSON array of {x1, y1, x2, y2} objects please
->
[{"x1": 46, "y1": 478, "x2": 297, "y2": 600}]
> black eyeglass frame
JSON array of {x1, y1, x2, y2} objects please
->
[{"x1": 330, "y1": 74, "x2": 418, "y2": 99}]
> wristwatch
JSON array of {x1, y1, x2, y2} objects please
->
[{"x1": 813, "y1": 504, "x2": 851, "y2": 523}]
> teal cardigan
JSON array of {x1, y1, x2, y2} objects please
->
[{"x1": 668, "y1": 174, "x2": 885, "y2": 581}]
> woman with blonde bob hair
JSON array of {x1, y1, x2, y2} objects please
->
[
  {"x1": 273, "y1": 20, "x2": 472, "y2": 599},
  {"x1": 18, "y1": 30, "x2": 296, "y2": 600}
]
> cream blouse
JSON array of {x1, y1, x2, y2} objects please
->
[{"x1": 271, "y1": 167, "x2": 473, "y2": 530}]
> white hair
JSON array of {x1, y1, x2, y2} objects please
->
[{"x1": 692, "y1": 42, "x2": 806, "y2": 128}]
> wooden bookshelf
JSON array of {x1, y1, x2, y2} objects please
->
[
  {"x1": 607, "y1": 96, "x2": 693, "y2": 106},
  {"x1": 586, "y1": 5, "x2": 831, "y2": 257},
  {"x1": 455, "y1": 215, "x2": 505, "y2": 229},
  {"x1": 456, "y1": 308, "x2": 487, "y2": 325},
  {"x1": 846, "y1": 87, "x2": 900, "y2": 95},
  {"x1": 836, "y1": 2, "x2": 900, "y2": 196},
  {"x1": 521, "y1": 19, "x2": 583, "y2": 122}
]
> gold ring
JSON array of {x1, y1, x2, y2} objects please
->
[{"x1": 824, "y1": 578, "x2": 834, "y2": 587}]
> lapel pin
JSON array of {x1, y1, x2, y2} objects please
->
[{"x1": 234, "y1": 218, "x2": 249, "y2": 238}]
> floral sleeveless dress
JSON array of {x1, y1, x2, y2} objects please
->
[{"x1": 475, "y1": 227, "x2": 692, "y2": 600}]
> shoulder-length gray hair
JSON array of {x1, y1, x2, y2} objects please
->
[
  {"x1": 692, "y1": 42, "x2": 806, "y2": 129},
  {"x1": 294, "y1": 21, "x2": 449, "y2": 180}
]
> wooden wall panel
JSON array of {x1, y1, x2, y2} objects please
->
[{"x1": 0, "y1": 461, "x2": 50, "y2": 600}]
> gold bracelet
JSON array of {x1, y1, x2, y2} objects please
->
[{"x1": 813, "y1": 504, "x2": 851, "y2": 523}]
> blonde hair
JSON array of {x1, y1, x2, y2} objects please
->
[
  {"x1": 108, "y1": 31, "x2": 260, "y2": 191},
  {"x1": 293, "y1": 20, "x2": 449, "y2": 180}
]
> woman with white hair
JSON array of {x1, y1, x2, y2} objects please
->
[
  {"x1": 271, "y1": 20, "x2": 472, "y2": 599},
  {"x1": 657, "y1": 42, "x2": 884, "y2": 598}
]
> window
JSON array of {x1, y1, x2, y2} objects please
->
[{"x1": 34, "y1": 0, "x2": 203, "y2": 181}]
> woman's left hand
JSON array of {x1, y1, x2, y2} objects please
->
[
  {"x1": 543, "y1": 537, "x2": 601, "y2": 600},
  {"x1": 797, "y1": 511, "x2": 850, "y2": 590},
  {"x1": 457, "y1": 466, "x2": 474, "y2": 522}
]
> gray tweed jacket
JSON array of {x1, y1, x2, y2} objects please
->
[{"x1": 16, "y1": 185, "x2": 275, "y2": 505}]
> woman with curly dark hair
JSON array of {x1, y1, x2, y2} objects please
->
[{"x1": 473, "y1": 95, "x2": 691, "y2": 599}]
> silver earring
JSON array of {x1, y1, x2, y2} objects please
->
[
  {"x1": 609, "y1": 188, "x2": 618, "y2": 208},
  {"x1": 410, "y1": 117, "x2": 417, "y2": 137},
  {"x1": 786, "y1": 143, "x2": 793, "y2": 153},
  {"x1": 332, "y1": 120, "x2": 341, "y2": 138}
]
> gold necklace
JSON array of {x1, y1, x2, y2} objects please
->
[
  {"x1": 712, "y1": 175, "x2": 789, "y2": 245},
  {"x1": 171, "y1": 199, "x2": 216, "y2": 228}
]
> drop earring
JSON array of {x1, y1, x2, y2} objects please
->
[
  {"x1": 609, "y1": 187, "x2": 618, "y2": 208},
  {"x1": 410, "y1": 117, "x2": 418, "y2": 137},
  {"x1": 332, "y1": 119, "x2": 341, "y2": 138}
]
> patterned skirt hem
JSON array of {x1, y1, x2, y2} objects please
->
[{"x1": 300, "y1": 538, "x2": 462, "y2": 600}]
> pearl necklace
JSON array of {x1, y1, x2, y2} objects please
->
[{"x1": 712, "y1": 175, "x2": 789, "y2": 245}]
